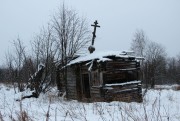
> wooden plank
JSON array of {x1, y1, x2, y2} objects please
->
[
  {"x1": 106, "y1": 61, "x2": 137, "y2": 71},
  {"x1": 106, "y1": 73, "x2": 125, "y2": 80},
  {"x1": 91, "y1": 90, "x2": 100, "y2": 94},
  {"x1": 91, "y1": 91, "x2": 100, "y2": 94},
  {"x1": 106, "y1": 61, "x2": 136, "y2": 66},
  {"x1": 106, "y1": 62, "x2": 137, "y2": 66},
  {"x1": 67, "y1": 82, "x2": 76, "y2": 86},
  {"x1": 67, "y1": 86, "x2": 76, "y2": 90}
]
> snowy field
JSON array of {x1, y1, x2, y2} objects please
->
[{"x1": 0, "y1": 84, "x2": 180, "y2": 121}]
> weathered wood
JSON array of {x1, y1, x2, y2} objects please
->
[{"x1": 63, "y1": 51, "x2": 142, "y2": 103}]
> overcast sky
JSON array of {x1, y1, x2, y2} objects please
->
[{"x1": 1, "y1": 0, "x2": 180, "y2": 65}]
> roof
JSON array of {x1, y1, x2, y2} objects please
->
[{"x1": 66, "y1": 50, "x2": 143, "y2": 66}]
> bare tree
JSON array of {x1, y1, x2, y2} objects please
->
[
  {"x1": 130, "y1": 29, "x2": 148, "y2": 89},
  {"x1": 31, "y1": 25, "x2": 57, "y2": 66},
  {"x1": 5, "y1": 51, "x2": 15, "y2": 84},
  {"x1": 131, "y1": 29, "x2": 147, "y2": 57},
  {"x1": 13, "y1": 37, "x2": 27, "y2": 92},
  {"x1": 52, "y1": 4, "x2": 91, "y2": 92},
  {"x1": 12, "y1": 4, "x2": 90, "y2": 98},
  {"x1": 166, "y1": 57, "x2": 178, "y2": 84},
  {"x1": 31, "y1": 34, "x2": 41, "y2": 69},
  {"x1": 144, "y1": 41, "x2": 167, "y2": 88},
  {"x1": 130, "y1": 30, "x2": 168, "y2": 89},
  {"x1": 166, "y1": 53, "x2": 180, "y2": 84},
  {"x1": 176, "y1": 53, "x2": 180, "y2": 84},
  {"x1": 30, "y1": 25, "x2": 57, "y2": 95},
  {"x1": 52, "y1": 5, "x2": 90, "y2": 61}
]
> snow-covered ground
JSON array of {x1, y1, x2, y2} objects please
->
[{"x1": 0, "y1": 84, "x2": 180, "y2": 121}]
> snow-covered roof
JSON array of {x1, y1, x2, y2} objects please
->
[{"x1": 67, "y1": 50, "x2": 142, "y2": 66}]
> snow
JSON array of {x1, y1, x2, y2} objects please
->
[
  {"x1": 66, "y1": 50, "x2": 140, "y2": 66},
  {"x1": 38, "y1": 63, "x2": 45, "y2": 71},
  {"x1": 88, "y1": 60, "x2": 94, "y2": 71},
  {"x1": 0, "y1": 84, "x2": 180, "y2": 121},
  {"x1": 105, "y1": 80, "x2": 141, "y2": 87},
  {"x1": 14, "y1": 88, "x2": 34, "y2": 101}
]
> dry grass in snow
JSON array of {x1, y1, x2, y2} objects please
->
[{"x1": 0, "y1": 84, "x2": 180, "y2": 121}]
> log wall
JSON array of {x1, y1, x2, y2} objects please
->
[
  {"x1": 66, "y1": 67, "x2": 77, "y2": 100},
  {"x1": 103, "y1": 82, "x2": 142, "y2": 102},
  {"x1": 66, "y1": 59, "x2": 142, "y2": 103}
]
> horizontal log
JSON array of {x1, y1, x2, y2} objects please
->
[
  {"x1": 67, "y1": 82, "x2": 76, "y2": 86},
  {"x1": 106, "y1": 62, "x2": 136, "y2": 66},
  {"x1": 91, "y1": 87, "x2": 100, "y2": 90},
  {"x1": 105, "y1": 80, "x2": 141, "y2": 86},
  {"x1": 108, "y1": 88, "x2": 139, "y2": 94},
  {"x1": 67, "y1": 87, "x2": 76, "y2": 91},
  {"x1": 91, "y1": 92, "x2": 101, "y2": 96},
  {"x1": 106, "y1": 61, "x2": 136, "y2": 65}
]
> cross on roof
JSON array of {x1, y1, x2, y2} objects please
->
[{"x1": 91, "y1": 20, "x2": 100, "y2": 45}]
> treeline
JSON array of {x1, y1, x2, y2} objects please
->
[
  {"x1": 131, "y1": 30, "x2": 180, "y2": 88},
  {"x1": 0, "y1": 4, "x2": 91, "y2": 92}
]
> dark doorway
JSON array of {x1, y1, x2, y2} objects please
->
[{"x1": 82, "y1": 74, "x2": 91, "y2": 98}]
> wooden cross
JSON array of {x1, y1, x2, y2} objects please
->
[{"x1": 91, "y1": 20, "x2": 100, "y2": 45}]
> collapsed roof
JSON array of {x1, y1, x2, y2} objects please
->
[{"x1": 67, "y1": 50, "x2": 143, "y2": 66}]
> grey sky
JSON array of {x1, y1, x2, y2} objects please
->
[{"x1": 1, "y1": 0, "x2": 180, "y2": 64}]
